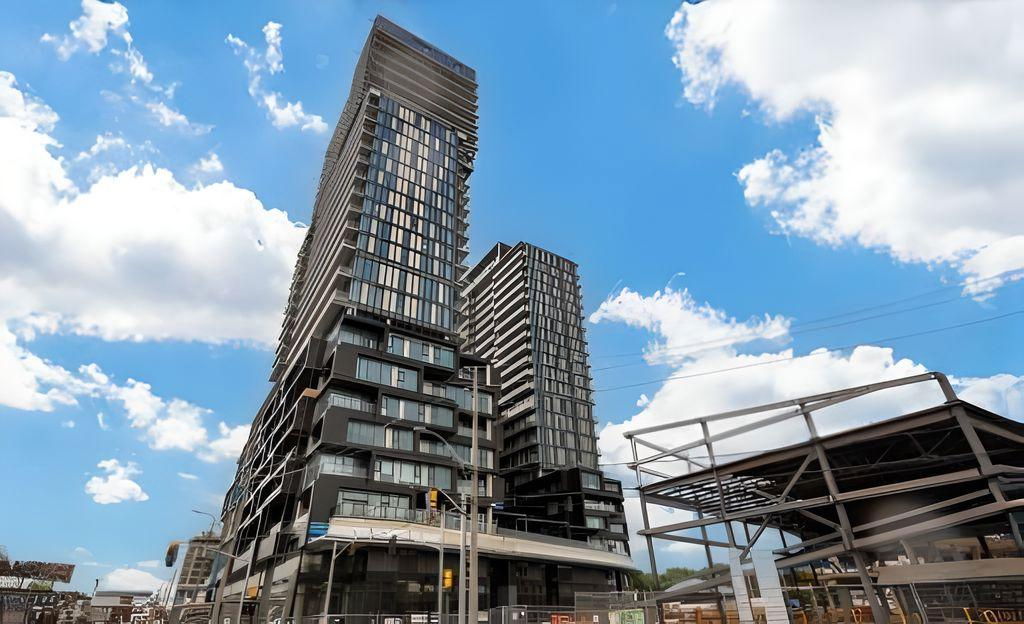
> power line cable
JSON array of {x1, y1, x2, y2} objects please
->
[
  {"x1": 589, "y1": 268, "x2": 1024, "y2": 363},
  {"x1": 591, "y1": 293, "x2": 994, "y2": 372},
  {"x1": 593, "y1": 307, "x2": 1024, "y2": 393}
]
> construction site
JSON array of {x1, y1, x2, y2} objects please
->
[{"x1": 619, "y1": 372, "x2": 1024, "y2": 624}]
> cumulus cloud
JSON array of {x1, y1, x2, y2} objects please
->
[
  {"x1": 85, "y1": 459, "x2": 149, "y2": 504},
  {"x1": 42, "y1": 0, "x2": 205, "y2": 132},
  {"x1": 590, "y1": 285, "x2": 1024, "y2": 473},
  {"x1": 99, "y1": 567, "x2": 164, "y2": 592},
  {"x1": 666, "y1": 0, "x2": 1024, "y2": 296},
  {"x1": 0, "y1": 345, "x2": 247, "y2": 461},
  {"x1": 0, "y1": 71, "x2": 304, "y2": 345},
  {"x1": 226, "y1": 23, "x2": 328, "y2": 133},
  {"x1": 199, "y1": 422, "x2": 251, "y2": 463},
  {"x1": 0, "y1": 74, "x2": 258, "y2": 463},
  {"x1": 0, "y1": 323, "x2": 94, "y2": 412},
  {"x1": 592, "y1": 282, "x2": 1024, "y2": 569},
  {"x1": 41, "y1": 0, "x2": 129, "y2": 60},
  {"x1": 194, "y1": 152, "x2": 224, "y2": 174},
  {"x1": 110, "y1": 379, "x2": 211, "y2": 452},
  {"x1": 590, "y1": 286, "x2": 790, "y2": 366},
  {"x1": 75, "y1": 133, "x2": 129, "y2": 161}
]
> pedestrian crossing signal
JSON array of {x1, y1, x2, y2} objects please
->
[{"x1": 443, "y1": 568, "x2": 453, "y2": 589}]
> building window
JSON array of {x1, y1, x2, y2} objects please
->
[
  {"x1": 326, "y1": 391, "x2": 375, "y2": 413},
  {"x1": 336, "y1": 489, "x2": 413, "y2": 521},
  {"x1": 347, "y1": 420, "x2": 413, "y2": 450},
  {"x1": 388, "y1": 334, "x2": 455, "y2": 368},
  {"x1": 356, "y1": 356, "x2": 418, "y2": 391},
  {"x1": 374, "y1": 458, "x2": 452, "y2": 490},
  {"x1": 585, "y1": 516, "x2": 605, "y2": 530},
  {"x1": 581, "y1": 472, "x2": 601, "y2": 490},
  {"x1": 381, "y1": 395, "x2": 453, "y2": 427}
]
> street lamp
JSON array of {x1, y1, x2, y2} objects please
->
[
  {"x1": 191, "y1": 509, "x2": 219, "y2": 536},
  {"x1": 414, "y1": 426, "x2": 472, "y2": 624},
  {"x1": 465, "y1": 365, "x2": 484, "y2": 624}
]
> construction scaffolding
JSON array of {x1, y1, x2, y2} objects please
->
[{"x1": 625, "y1": 372, "x2": 1024, "y2": 624}]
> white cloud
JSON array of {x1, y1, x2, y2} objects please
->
[
  {"x1": 61, "y1": 419, "x2": 76, "y2": 428},
  {"x1": 0, "y1": 318, "x2": 243, "y2": 462},
  {"x1": 0, "y1": 323, "x2": 93, "y2": 412},
  {"x1": 108, "y1": 380, "x2": 210, "y2": 452},
  {"x1": 194, "y1": 152, "x2": 224, "y2": 174},
  {"x1": 0, "y1": 72, "x2": 59, "y2": 133},
  {"x1": 142, "y1": 99, "x2": 212, "y2": 134},
  {"x1": 263, "y1": 22, "x2": 284, "y2": 75},
  {"x1": 667, "y1": 0, "x2": 1024, "y2": 296},
  {"x1": 111, "y1": 34, "x2": 154, "y2": 86},
  {"x1": 177, "y1": 472, "x2": 199, "y2": 480},
  {"x1": 0, "y1": 333, "x2": 246, "y2": 461},
  {"x1": 0, "y1": 72, "x2": 305, "y2": 346},
  {"x1": 42, "y1": 0, "x2": 206, "y2": 132},
  {"x1": 136, "y1": 560, "x2": 160, "y2": 569},
  {"x1": 590, "y1": 285, "x2": 1024, "y2": 474},
  {"x1": 85, "y1": 459, "x2": 149, "y2": 504},
  {"x1": 41, "y1": 0, "x2": 129, "y2": 60},
  {"x1": 589, "y1": 286, "x2": 790, "y2": 366},
  {"x1": 226, "y1": 23, "x2": 328, "y2": 133},
  {"x1": 72, "y1": 546, "x2": 93, "y2": 559},
  {"x1": 199, "y1": 422, "x2": 250, "y2": 463},
  {"x1": 76, "y1": 133, "x2": 129, "y2": 161},
  {"x1": 99, "y1": 567, "x2": 164, "y2": 592}
]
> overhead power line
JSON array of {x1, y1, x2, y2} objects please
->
[
  {"x1": 589, "y1": 268, "x2": 1024, "y2": 365},
  {"x1": 592, "y1": 307, "x2": 1024, "y2": 393}
]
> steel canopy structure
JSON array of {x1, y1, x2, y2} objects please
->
[{"x1": 626, "y1": 372, "x2": 1024, "y2": 623}]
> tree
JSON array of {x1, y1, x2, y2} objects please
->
[{"x1": 628, "y1": 566, "x2": 698, "y2": 591}]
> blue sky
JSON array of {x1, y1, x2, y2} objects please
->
[{"x1": 2, "y1": 1, "x2": 1023, "y2": 587}]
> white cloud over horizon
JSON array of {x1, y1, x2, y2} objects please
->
[
  {"x1": 226, "y1": 22, "x2": 328, "y2": 133},
  {"x1": 591, "y1": 285, "x2": 1024, "y2": 476},
  {"x1": 667, "y1": 0, "x2": 1024, "y2": 296},
  {"x1": 591, "y1": 284, "x2": 1024, "y2": 569},
  {"x1": 99, "y1": 566, "x2": 164, "y2": 592}
]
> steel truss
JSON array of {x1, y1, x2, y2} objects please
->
[{"x1": 626, "y1": 372, "x2": 1024, "y2": 624}]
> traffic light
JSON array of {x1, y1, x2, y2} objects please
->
[
  {"x1": 429, "y1": 488, "x2": 439, "y2": 511},
  {"x1": 443, "y1": 568, "x2": 453, "y2": 590}
]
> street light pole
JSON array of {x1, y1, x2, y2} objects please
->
[
  {"x1": 438, "y1": 503, "x2": 445, "y2": 623},
  {"x1": 458, "y1": 492, "x2": 467, "y2": 624},
  {"x1": 191, "y1": 509, "x2": 218, "y2": 535},
  {"x1": 413, "y1": 427, "x2": 471, "y2": 624},
  {"x1": 468, "y1": 367, "x2": 479, "y2": 624}
]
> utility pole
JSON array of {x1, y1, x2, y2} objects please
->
[
  {"x1": 458, "y1": 492, "x2": 467, "y2": 624},
  {"x1": 468, "y1": 367, "x2": 480, "y2": 624},
  {"x1": 438, "y1": 503, "x2": 445, "y2": 623}
]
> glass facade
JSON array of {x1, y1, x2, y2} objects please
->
[
  {"x1": 380, "y1": 395, "x2": 454, "y2": 427},
  {"x1": 347, "y1": 419, "x2": 414, "y2": 450},
  {"x1": 355, "y1": 356, "x2": 419, "y2": 391},
  {"x1": 374, "y1": 457, "x2": 452, "y2": 490},
  {"x1": 350, "y1": 96, "x2": 460, "y2": 331}
]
